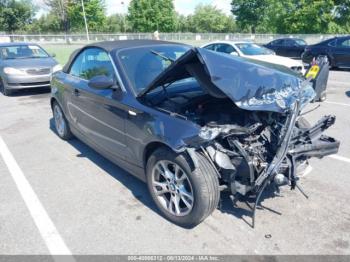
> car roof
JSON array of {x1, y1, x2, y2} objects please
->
[
  {"x1": 0, "y1": 42, "x2": 40, "y2": 47},
  {"x1": 62, "y1": 39, "x2": 188, "y2": 73},
  {"x1": 334, "y1": 35, "x2": 350, "y2": 40},
  {"x1": 85, "y1": 39, "x2": 185, "y2": 52},
  {"x1": 203, "y1": 40, "x2": 253, "y2": 46}
]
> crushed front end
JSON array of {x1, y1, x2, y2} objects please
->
[
  {"x1": 141, "y1": 47, "x2": 340, "y2": 226},
  {"x1": 189, "y1": 101, "x2": 339, "y2": 226}
]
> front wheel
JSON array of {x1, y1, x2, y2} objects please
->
[
  {"x1": 146, "y1": 148, "x2": 220, "y2": 227},
  {"x1": 0, "y1": 79, "x2": 11, "y2": 96}
]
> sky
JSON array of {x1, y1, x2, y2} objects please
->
[{"x1": 33, "y1": 0, "x2": 232, "y2": 17}]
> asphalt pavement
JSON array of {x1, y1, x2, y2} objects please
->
[{"x1": 0, "y1": 70, "x2": 350, "y2": 255}]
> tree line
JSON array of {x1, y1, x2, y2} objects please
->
[
  {"x1": 0, "y1": 0, "x2": 235, "y2": 34},
  {"x1": 231, "y1": 0, "x2": 350, "y2": 34},
  {"x1": 0, "y1": 0, "x2": 349, "y2": 34}
]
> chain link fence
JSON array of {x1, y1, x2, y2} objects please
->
[{"x1": 0, "y1": 33, "x2": 344, "y2": 45}]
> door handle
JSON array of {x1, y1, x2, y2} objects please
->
[
  {"x1": 128, "y1": 110, "x2": 137, "y2": 116},
  {"x1": 73, "y1": 89, "x2": 80, "y2": 96}
]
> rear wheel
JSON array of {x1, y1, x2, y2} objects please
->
[
  {"x1": 146, "y1": 148, "x2": 220, "y2": 227},
  {"x1": 52, "y1": 101, "x2": 73, "y2": 140}
]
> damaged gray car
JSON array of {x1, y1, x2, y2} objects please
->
[{"x1": 51, "y1": 40, "x2": 339, "y2": 227}]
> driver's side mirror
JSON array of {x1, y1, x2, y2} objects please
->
[
  {"x1": 51, "y1": 53, "x2": 56, "y2": 57},
  {"x1": 88, "y1": 75, "x2": 114, "y2": 90},
  {"x1": 230, "y1": 51, "x2": 239, "y2": 56}
]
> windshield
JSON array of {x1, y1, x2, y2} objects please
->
[
  {"x1": 236, "y1": 43, "x2": 274, "y2": 56},
  {"x1": 0, "y1": 45, "x2": 49, "y2": 60},
  {"x1": 295, "y1": 39, "x2": 307, "y2": 46},
  {"x1": 117, "y1": 45, "x2": 190, "y2": 94}
]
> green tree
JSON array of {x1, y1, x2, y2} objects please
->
[
  {"x1": 231, "y1": 0, "x2": 271, "y2": 33},
  {"x1": 231, "y1": 0, "x2": 348, "y2": 34},
  {"x1": 188, "y1": 4, "x2": 236, "y2": 33},
  {"x1": 45, "y1": 0, "x2": 70, "y2": 33},
  {"x1": 44, "y1": 0, "x2": 106, "y2": 33},
  {"x1": 175, "y1": 13, "x2": 189, "y2": 32},
  {"x1": 127, "y1": 0, "x2": 176, "y2": 32},
  {"x1": 67, "y1": 0, "x2": 106, "y2": 32},
  {"x1": 274, "y1": 0, "x2": 336, "y2": 33},
  {"x1": 103, "y1": 14, "x2": 128, "y2": 33},
  {"x1": 334, "y1": 0, "x2": 350, "y2": 32},
  {"x1": 0, "y1": 0, "x2": 35, "y2": 33},
  {"x1": 26, "y1": 13, "x2": 62, "y2": 33}
]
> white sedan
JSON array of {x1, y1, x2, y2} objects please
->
[{"x1": 202, "y1": 41, "x2": 306, "y2": 75}]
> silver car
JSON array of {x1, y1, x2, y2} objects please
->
[{"x1": 0, "y1": 42, "x2": 61, "y2": 96}]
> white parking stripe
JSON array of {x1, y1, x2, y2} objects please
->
[
  {"x1": 329, "y1": 154, "x2": 350, "y2": 164},
  {"x1": 0, "y1": 135, "x2": 72, "y2": 255},
  {"x1": 324, "y1": 101, "x2": 350, "y2": 107}
]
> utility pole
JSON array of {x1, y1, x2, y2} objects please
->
[
  {"x1": 121, "y1": 1, "x2": 126, "y2": 33},
  {"x1": 81, "y1": 0, "x2": 90, "y2": 42}
]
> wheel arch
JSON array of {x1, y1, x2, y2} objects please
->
[
  {"x1": 50, "y1": 97, "x2": 58, "y2": 109},
  {"x1": 143, "y1": 141, "x2": 197, "y2": 171},
  {"x1": 143, "y1": 141, "x2": 173, "y2": 168}
]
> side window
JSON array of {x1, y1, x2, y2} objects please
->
[
  {"x1": 204, "y1": 44, "x2": 215, "y2": 51},
  {"x1": 271, "y1": 39, "x2": 283, "y2": 46},
  {"x1": 69, "y1": 52, "x2": 84, "y2": 77},
  {"x1": 339, "y1": 39, "x2": 350, "y2": 48},
  {"x1": 216, "y1": 44, "x2": 235, "y2": 54},
  {"x1": 69, "y1": 48, "x2": 115, "y2": 80},
  {"x1": 284, "y1": 39, "x2": 294, "y2": 46}
]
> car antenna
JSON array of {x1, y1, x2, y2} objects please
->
[{"x1": 150, "y1": 50, "x2": 175, "y2": 63}]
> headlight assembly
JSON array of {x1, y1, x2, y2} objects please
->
[
  {"x1": 3, "y1": 67, "x2": 27, "y2": 75},
  {"x1": 52, "y1": 64, "x2": 63, "y2": 73}
]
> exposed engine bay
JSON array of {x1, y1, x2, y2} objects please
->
[{"x1": 148, "y1": 88, "x2": 339, "y2": 226}]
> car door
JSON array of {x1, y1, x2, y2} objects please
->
[
  {"x1": 269, "y1": 39, "x2": 284, "y2": 55},
  {"x1": 66, "y1": 47, "x2": 128, "y2": 161},
  {"x1": 283, "y1": 39, "x2": 299, "y2": 58},
  {"x1": 332, "y1": 38, "x2": 350, "y2": 67}
]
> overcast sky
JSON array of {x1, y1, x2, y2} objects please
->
[{"x1": 34, "y1": 0, "x2": 232, "y2": 17}]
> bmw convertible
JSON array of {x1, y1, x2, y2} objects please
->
[{"x1": 50, "y1": 40, "x2": 339, "y2": 227}]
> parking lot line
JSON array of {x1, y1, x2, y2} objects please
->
[
  {"x1": 0, "y1": 135, "x2": 72, "y2": 255},
  {"x1": 324, "y1": 101, "x2": 350, "y2": 107},
  {"x1": 329, "y1": 154, "x2": 350, "y2": 164}
]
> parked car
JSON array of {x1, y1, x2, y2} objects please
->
[
  {"x1": 202, "y1": 41, "x2": 305, "y2": 74},
  {"x1": 51, "y1": 40, "x2": 339, "y2": 227},
  {"x1": 302, "y1": 36, "x2": 350, "y2": 68},
  {"x1": 264, "y1": 38, "x2": 307, "y2": 58},
  {"x1": 0, "y1": 42, "x2": 61, "y2": 96}
]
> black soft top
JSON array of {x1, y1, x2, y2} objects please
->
[
  {"x1": 63, "y1": 39, "x2": 185, "y2": 72},
  {"x1": 85, "y1": 39, "x2": 181, "y2": 52}
]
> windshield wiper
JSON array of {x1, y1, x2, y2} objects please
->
[{"x1": 150, "y1": 50, "x2": 175, "y2": 63}]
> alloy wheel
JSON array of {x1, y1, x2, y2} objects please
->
[
  {"x1": 53, "y1": 104, "x2": 66, "y2": 137},
  {"x1": 151, "y1": 160, "x2": 194, "y2": 216}
]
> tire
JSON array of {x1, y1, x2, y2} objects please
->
[
  {"x1": 319, "y1": 92, "x2": 327, "y2": 102},
  {"x1": 146, "y1": 147, "x2": 220, "y2": 227},
  {"x1": 52, "y1": 101, "x2": 73, "y2": 140},
  {"x1": 326, "y1": 55, "x2": 335, "y2": 69},
  {"x1": 0, "y1": 79, "x2": 11, "y2": 96}
]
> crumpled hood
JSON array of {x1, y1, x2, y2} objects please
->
[{"x1": 139, "y1": 47, "x2": 315, "y2": 113}]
